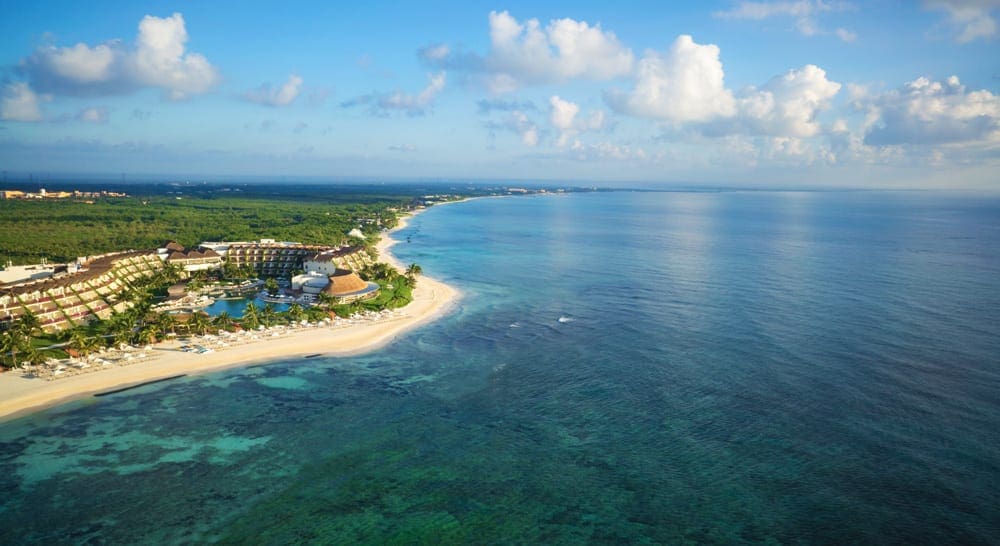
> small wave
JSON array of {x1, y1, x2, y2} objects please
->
[
  {"x1": 509, "y1": 322, "x2": 520, "y2": 328},
  {"x1": 558, "y1": 316, "x2": 575, "y2": 323}
]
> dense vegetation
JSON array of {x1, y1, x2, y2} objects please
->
[
  {"x1": 0, "y1": 184, "x2": 446, "y2": 369},
  {"x1": 0, "y1": 196, "x2": 404, "y2": 265}
]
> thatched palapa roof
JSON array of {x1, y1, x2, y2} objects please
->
[{"x1": 324, "y1": 269, "x2": 368, "y2": 296}]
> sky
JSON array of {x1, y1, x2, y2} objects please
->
[{"x1": 1, "y1": 0, "x2": 998, "y2": 188}]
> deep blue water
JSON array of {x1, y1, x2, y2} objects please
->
[{"x1": 1, "y1": 191, "x2": 999, "y2": 544}]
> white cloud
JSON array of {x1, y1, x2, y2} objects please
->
[
  {"x1": 736, "y1": 64, "x2": 841, "y2": 137},
  {"x1": 605, "y1": 35, "x2": 736, "y2": 123},
  {"x1": 383, "y1": 72, "x2": 446, "y2": 112},
  {"x1": 548, "y1": 95, "x2": 610, "y2": 146},
  {"x1": 427, "y1": 11, "x2": 634, "y2": 92},
  {"x1": 37, "y1": 42, "x2": 119, "y2": 83},
  {"x1": 0, "y1": 83, "x2": 48, "y2": 121},
  {"x1": 607, "y1": 33, "x2": 840, "y2": 142},
  {"x1": 549, "y1": 95, "x2": 580, "y2": 131},
  {"x1": 19, "y1": 12, "x2": 218, "y2": 100},
  {"x1": 243, "y1": 74, "x2": 304, "y2": 107},
  {"x1": 418, "y1": 43, "x2": 451, "y2": 61},
  {"x1": 715, "y1": 1, "x2": 857, "y2": 42},
  {"x1": 859, "y1": 75, "x2": 1000, "y2": 145},
  {"x1": 341, "y1": 72, "x2": 446, "y2": 116},
  {"x1": 77, "y1": 106, "x2": 110, "y2": 124},
  {"x1": 925, "y1": 0, "x2": 1000, "y2": 42},
  {"x1": 130, "y1": 13, "x2": 220, "y2": 100}
]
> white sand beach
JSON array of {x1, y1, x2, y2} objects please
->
[{"x1": 0, "y1": 208, "x2": 458, "y2": 421}]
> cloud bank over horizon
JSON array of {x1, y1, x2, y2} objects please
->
[{"x1": 0, "y1": 3, "x2": 997, "y2": 188}]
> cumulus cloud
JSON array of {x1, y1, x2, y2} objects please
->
[
  {"x1": 0, "y1": 82, "x2": 48, "y2": 121},
  {"x1": 734, "y1": 64, "x2": 841, "y2": 137},
  {"x1": 605, "y1": 35, "x2": 736, "y2": 123},
  {"x1": 715, "y1": 1, "x2": 857, "y2": 42},
  {"x1": 425, "y1": 11, "x2": 634, "y2": 92},
  {"x1": 925, "y1": 0, "x2": 1000, "y2": 42},
  {"x1": 548, "y1": 96, "x2": 610, "y2": 146},
  {"x1": 608, "y1": 35, "x2": 840, "y2": 142},
  {"x1": 19, "y1": 12, "x2": 219, "y2": 100},
  {"x1": 549, "y1": 96, "x2": 580, "y2": 131},
  {"x1": 242, "y1": 74, "x2": 304, "y2": 106},
  {"x1": 859, "y1": 75, "x2": 1000, "y2": 145},
  {"x1": 341, "y1": 72, "x2": 446, "y2": 116}
]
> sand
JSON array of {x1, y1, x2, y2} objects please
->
[{"x1": 0, "y1": 207, "x2": 458, "y2": 421}]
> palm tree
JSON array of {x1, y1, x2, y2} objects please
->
[
  {"x1": 286, "y1": 303, "x2": 306, "y2": 323},
  {"x1": 260, "y1": 304, "x2": 277, "y2": 327},
  {"x1": 137, "y1": 323, "x2": 161, "y2": 345},
  {"x1": 155, "y1": 312, "x2": 177, "y2": 336},
  {"x1": 316, "y1": 292, "x2": 336, "y2": 309},
  {"x1": 213, "y1": 311, "x2": 235, "y2": 332},
  {"x1": 16, "y1": 311, "x2": 42, "y2": 338},
  {"x1": 0, "y1": 330, "x2": 18, "y2": 369},
  {"x1": 405, "y1": 263, "x2": 422, "y2": 278},
  {"x1": 20, "y1": 343, "x2": 46, "y2": 368},
  {"x1": 241, "y1": 302, "x2": 261, "y2": 330},
  {"x1": 263, "y1": 277, "x2": 280, "y2": 296},
  {"x1": 188, "y1": 312, "x2": 211, "y2": 335},
  {"x1": 69, "y1": 329, "x2": 99, "y2": 357}
]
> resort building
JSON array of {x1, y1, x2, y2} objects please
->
[
  {"x1": 0, "y1": 251, "x2": 165, "y2": 332},
  {"x1": 166, "y1": 250, "x2": 224, "y2": 273},
  {"x1": 302, "y1": 246, "x2": 373, "y2": 275},
  {"x1": 323, "y1": 269, "x2": 380, "y2": 303},
  {"x1": 290, "y1": 272, "x2": 331, "y2": 294},
  {"x1": 198, "y1": 239, "x2": 373, "y2": 279}
]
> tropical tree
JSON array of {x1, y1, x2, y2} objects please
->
[
  {"x1": 263, "y1": 277, "x2": 280, "y2": 296},
  {"x1": 286, "y1": 303, "x2": 306, "y2": 323},
  {"x1": 213, "y1": 311, "x2": 236, "y2": 332},
  {"x1": 316, "y1": 292, "x2": 336, "y2": 309},
  {"x1": 69, "y1": 329, "x2": 100, "y2": 357},
  {"x1": 405, "y1": 263, "x2": 422, "y2": 278},
  {"x1": 155, "y1": 312, "x2": 177, "y2": 336},
  {"x1": 241, "y1": 302, "x2": 261, "y2": 330},
  {"x1": 107, "y1": 310, "x2": 136, "y2": 346},
  {"x1": 137, "y1": 323, "x2": 161, "y2": 345},
  {"x1": 16, "y1": 311, "x2": 42, "y2": 338},
  {"x1": 0, "y1": 330, "x2": 19, "y2": 369},
  {"x1": 20, "y1": 343, "x2": 46, "y2": 367},
  {"x1": 187, "y1": 312, "x2": 211, "y2": 335},
  {"x1": 260, "y1": 304, "x2": 278, "y2": 327}
]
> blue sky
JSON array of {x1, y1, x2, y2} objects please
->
[{"x1": 1, "y1": 1, "x2": 998, "y2": 187}]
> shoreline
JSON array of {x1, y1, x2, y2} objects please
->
[{"x1": 0, "y1": 206, "x2": 459, "y2": 422}]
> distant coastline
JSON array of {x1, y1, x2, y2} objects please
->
[{"x1": 0, "y1": 205, "x2": 459, "y2": 421}]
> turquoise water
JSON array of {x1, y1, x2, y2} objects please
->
[
  {"x1": 1, "y1": 191, "x2": 999, "y2": 544},
  {"x1": 202, "y1": 297, "x2": 290, "y2": 318}
]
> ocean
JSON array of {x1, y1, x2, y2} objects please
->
[{"x1": 1, "y1": 191, "x2": 998, "y2": 544}]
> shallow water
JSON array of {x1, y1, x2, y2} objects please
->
[{"x1": 1, "y1": 191, "x2": 998, "y2": 544}]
